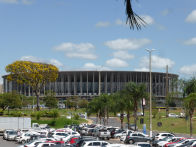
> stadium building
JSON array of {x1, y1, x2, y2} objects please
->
[{"x1": 3, "y1": 71, "x2": 178, "y2": 106}]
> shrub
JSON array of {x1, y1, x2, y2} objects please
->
[
  {"x1": 50, "y1": 120, "x2": 56, "y2": 126},
  {"x1": 73, "y1": 114, "x2": 80, "y2": 120},
  {"x1": 36, "y1": 112, "x2": 41, "y2": 120}
]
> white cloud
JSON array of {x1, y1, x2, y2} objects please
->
[
  {"x1": 134, "y1": 67, "x2": 149, "y2": 72},
  {"x1": 186, "y1": 10, "x2": 196, "y2": 23},
  {"x1": 83, "y1": 63, "x2": 111, "y2": 71},
  {"x1": 0, "y1": 0, "x2": 33, "y2": 4},
  {"x1": 138, "y1": 55, "x2": 175, "y2": 69},
  {"x1": 113, "y1": 51, "x2": 134, "y2": 60},
  {"x1": 141, "y1": 15, "x2": 154, "y2": 25},
  {"x1": 20, "y1": 56, "x2": 64, "y2": 68},
  {"x1": 96, "y1": 21, "x2": 110, "y2": 27},
  {"x1": 179, "y1": 64, "x2": 196, "y2": 75},
  {"x1": 106, "y1": 58, "x2": 129, "y2": 68},
  {"x1": 66, "y1": 53, "x2": 97, "y2": 60},
  {"x1": 54, "y1": 42, "x2": 94, "y2": 52},
  {"x1": 105, "y1": 38, "x2": 151, "y2": 50},
  {"x1": 184, "y1": 37, "x2": 196, "y2": 45},
  {"x1": 54, "y1": 42, "x2": 97, "y2": 60},
  {"x1": 49, "y1": 59, "x2": 63, "y2": 67}
]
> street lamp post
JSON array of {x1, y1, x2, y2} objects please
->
[{"x1": 146, "y1": 49, "x2": 155, "y2": 138}]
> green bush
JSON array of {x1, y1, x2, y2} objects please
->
[
  {"x1": 50, "y1": 120, "x2": 56, "y2": 126},
  {"x1": 73, "y1": 114, "x2": 80, "y2": 120},
  {"x1": 36, "y1": 112, "x2": 41, "y2": 120}
]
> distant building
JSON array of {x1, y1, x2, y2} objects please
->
[{"x1": 2, "y1": 71, "x2": 178, "y2": 106}]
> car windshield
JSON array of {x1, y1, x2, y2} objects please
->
[{"x1": 9, "y1": 131, "x2": 17, "y2": 135}]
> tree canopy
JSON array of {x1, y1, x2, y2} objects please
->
[{"x1": 5, "y1": 61, "x2": 59, "y2": 110}]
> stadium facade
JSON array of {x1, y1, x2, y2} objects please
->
[{"x1": 3, "y1": 71, "x2": 178, "y2": 105}]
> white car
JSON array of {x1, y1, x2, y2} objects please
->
[
  {"x1": 173, "y1": 139, "x2": 196, "y2": 147},
  {"x1": 7, "y1": 130, "x2": 18, "y2": 141},
  {"x1": 168, "y1": 113, "x2": 179, "y2": 118},
  {"x1": 36, "y1": 142, "x2": 55, "y2": 147},
  {"x1": 50, "y1": 132, "x2": 69, "y2": 141},
  {"x1": 23, "y1": 140, "x2": 44, "y2": 147},
  {"x1": 154, "y1": 133, "x2": 175, "y2": 140},
  {"x1": 82, "y1": 141, "x2": 110, "y2": 147},
  {"x1": 3, "y1": 129, "x2": 14, "y2": 140},
  {"x1": 106, "y1": 144, "x2": 136, "y2": 147},
  {"x1": 157, "y1": 137, "x2": 182, "y2": 147},
  {"x1": 114, "y1": 130, "x2": 127, "y2": 138},
  {"x1": 17, "y1": 132, "x2": 40, "y2": 144}
]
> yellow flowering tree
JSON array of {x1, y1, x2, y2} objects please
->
[{"x1": 5, "y1": 61, "x2": 59, "y2": 111}]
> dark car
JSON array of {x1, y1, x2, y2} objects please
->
[
  {"x1": 71, "y1": 136, "x2": 98, "y2": 147},
  {"x1": 124, "y1": 132, "x2": 152, "y2": 144}
]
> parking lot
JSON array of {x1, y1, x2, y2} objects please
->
[{"x1": 0, "y1": 136, "x2": 20, "y2": 147}]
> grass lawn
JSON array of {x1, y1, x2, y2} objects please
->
[{"x1": 123, "y1": 109, "x2": 196, "y2": 134}]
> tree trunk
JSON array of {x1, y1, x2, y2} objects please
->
[
  {"x1": 36, "y1": 92, "x2": 40, "y2": 111},
  {"x1": 107, "y1": 109, "x2": 109, "y2": 125},
  {"x1": 127, "y1": 111, "x2": 130, "y2": 129},
  {"x1": 96, "y1": 113, "x2": 98, "y2": 124},
  {"x1": 166, "y1": 105, "x2": 169, "y2": 118},
  {"x1": 120, "y1": 113, "x2": 124, "y2": 129},
  {"x1": 134, "y1": 102, "x2": 138, "y2": 131},
  {"x1": 190, "y1": 114, "x2": 193, "y2": 138}
]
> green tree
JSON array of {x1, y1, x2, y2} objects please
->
[
  {"x1": 44, "y1": 91, "x2": 58, "y2": 109},
  {"x1": 113, "y1": 92, "x2": 126, "y2": 129},
  {"x1": 5, "y1": 61, "x2": 59, "y2": 111},
  {"x1": 78, "y1": 99, "x2": 88, "y2": 109},
  {"x1": 120, "y1": 89, "x2": 134, "y2": 129},
  {"x1": 0, "y1": 92, "x2": 22, "y2": 111},
  {"x1": 125, "y1": 82, "x2": 147, "y2": 131},
  {"x1": 184, "y1": 77, "x2": 196, "y2": 96},
  {"x1": 184, "y1": 93, "x2": 196, "y2": 137}
]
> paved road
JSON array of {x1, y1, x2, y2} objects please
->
[{"x1": 0, "y1": 136, "x2": 21, "y2": 147}]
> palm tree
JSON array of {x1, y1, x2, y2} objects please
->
[
  {"x1": 184, "y1": 78, "x2": 196, "y2": 96},
  {"x1": 124, "y1": 0, "x2": 146, "y2": 29},
  {"x1": 184, "y1": 93, "x2": 196, "y2": 137},
  {"x1": 125, "y1": 82, "x2": 147, "y2": 131},
  {"x1": 120, "y1": 89, "x2": 134, "y2": 129},
  {"x1": 113, "y1": 92, "x2": 126, "y2": 129}
]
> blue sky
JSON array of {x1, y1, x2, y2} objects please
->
[{"x1": 0, "y1": 0, "x2": 196, "y2": 84}]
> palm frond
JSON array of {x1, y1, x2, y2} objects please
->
[{"x1": 124, "y1": 0, "x2": 146, "y2": 30}]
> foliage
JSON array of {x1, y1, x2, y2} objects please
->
[
  {"x1": 0, "y1": 92, "x2": 22, "y2": 111},
  {"x1": 36, "y1": 112, "x2": 41, "y2": 120},
  {"x1": 184, "y1": 93, "x2": 196, "y2": 137},
  {"x1": 184, "y1": 77, "x2": 196, "y2": 97},
  {"x1": 78, "y1": 99, "x2": 88, "y2": 109},
  {"x1": 124, "y1": 0, "x2": 146, "y2": 30},
  {"x1": 64, "y1": 96, "x2": 79, "y2": 110},
  {"x1": 124, "y1": 82, "x2": 147, "y2": 130},
  {"x1": 5, "y1": 61, "x2": 59, "y2": 111},
  {"x1": 73, "y1": 113, "x2": 80, "y2": 120},
  {"x1": 43, "y1": 91, "x2": 58, "y2": 109}
]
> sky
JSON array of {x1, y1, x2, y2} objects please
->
[{"x1": 0, "y1": 0, "x2": 196, "y2": 84}]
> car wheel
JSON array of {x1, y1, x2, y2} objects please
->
[
  {"x1": 21, "y1": 140, "x2": 26, "y2": 144},
  {"x1": 107, "y1": 137, "x2": 110, "y2": 140},
  {"x1": 129, "y1": 139, "x2": 134, "y2": 144}
]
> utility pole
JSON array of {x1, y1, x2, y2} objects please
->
[
  {"x1": 166, "y1": 65, "x2": 169, "y2": 117},
  {"x1": 146, "y1": 49, "x2": 155, "y2": 138}
]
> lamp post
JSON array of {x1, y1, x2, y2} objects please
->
[{"x1": 146, "y1": 49, "x2": 155, "y2": 137}]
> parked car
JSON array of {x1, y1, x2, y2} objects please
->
[
  {"x1": 134, "y1": 142, "x2": 151, "y2": 147},
  {"x1": 98, "y1": 129, "x2": 111, "y2": 140},
  {"x1": 168, "y1": 113, "x2": 179, "y2": 118},
  {"x1": 180, "y1": 140, "x2": 196, "y2": 147},
  {"x1": 114, "y1": 130, "x2": 126, "y2": 138},
  {"x1": 124, "y1": 132, "x2": 151, "y2": 144},
  {"x1": 81, "y1": 141, "x2": 110, "y2": 147},
  {"x1": 3, "y1": 129, "x2": 14, "y2": 140},
  {"x1": 7, "y1": 130, "x2": 18, "y2": 141},
  {"x1": 165, "y1": 137, "x2": 185, "y2": 147},
  {"x1": 157, "y1": 137, "x2": 182, "y2": 147},
  {"x1": 36, "y1": 142, "x2": 56, "y2": 147},
  {"x1": 153, "y1": 133, "x2": 175, "y2": 141}
]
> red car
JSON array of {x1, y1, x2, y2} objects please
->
[
  {"x1": 68, "y1": 137, "x2": 80, "y2": 144},
  {"x1": 165, "y1": 138, "x2": 185, "y2": 147},
  {"x1": 46, "y1": 140, "x2": 65, "y2": 145}
]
